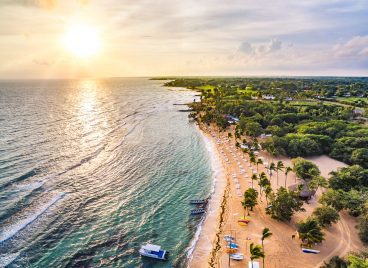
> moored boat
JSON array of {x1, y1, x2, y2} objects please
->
[
  {"x1": 230, "y1": 253, "x2": 244, "y2": 260},
  {"x1": 191, "y1": 208, "x2": 206, "y2": 215},
  {"x1": 226, "y1": 242, "x2": 239, "y2": 249},
  {"x1": 139, "y1": 244, "x2": 169, "y2": 260},
  {"x1": 302, "y1": 248, "x2": 320, "y2": 254},
  {"x1": 224, "y1": 235, "x2": 234, "y2": 242},
  {"x1": 190, "y1": 199, "x2": 207, "y2": 204}
]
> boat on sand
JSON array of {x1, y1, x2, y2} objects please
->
[{"x1": 230, "y1": 253, "x2": 244, "y2": 260}]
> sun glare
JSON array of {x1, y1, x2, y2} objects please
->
[{"x1": 63, "y1": 24, "x2": 101, "y2": 58}]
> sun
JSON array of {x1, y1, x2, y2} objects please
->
[{"x1": 63, "y1": 23, "x2": 101, "y2": 58}]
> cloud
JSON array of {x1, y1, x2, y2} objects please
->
[
  {"x1": 238, "y1": 38, "x2": 283, "y2": 56},
  {"x1": 333, "y1": 35, "x2": 368, "y2": 58},
  {"x1": 33, "y1": 59, "x2": 51, "y2": 66},
  {"x1": 238, "y1": 42, "x2": 253, "y2": 54},
  {"x1": 3, "y1": 0, "x2": 90, "y2": 9}
]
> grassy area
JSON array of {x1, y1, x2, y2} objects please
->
[
  {"x1": 237, "y1": 89, "x2": 256, "y2": 95},
  {"x1": 197, "y1": 85, "x2": 215, "y2": 93},
  {"x1": 337, "y1": 97, "x2": 367, "y2": 101}
]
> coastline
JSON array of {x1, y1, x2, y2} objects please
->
[
  {"x1": 187, "y1": 123, "x2": 228, "y2": 267},
  {"x1": 188, "y1": 123, "x2": 363, "y2": 268}
]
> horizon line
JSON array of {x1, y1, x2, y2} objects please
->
[{"x1": 0, "y1": 74, "x2": 368, "y2": 81}]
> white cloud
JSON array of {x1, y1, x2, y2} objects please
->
[{"x1": 333, "y1": 35, "x2": 368, "y2": 58}]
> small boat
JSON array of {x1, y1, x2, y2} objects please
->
[
  {"x1": 191, "y1": 208, "x2": 206, "y2": 215},
  {"x1": 238, "y1": 217, "x2": 251, "y2": 224},
  {"x1": 230, "y1": 253, "x2": 244, "y2": 260},
  {"x1": 226, "y1": 242, "x2": 239, "y2": 249},
  {"x1": 190, "y1": 199, "x2": 207, "y2": 205},
  {"x1": 224, "y1": 235, "x2": 234, "y2": 242},
  {"x1": 302, "y1": 248, "x2": 320, "y2": 254},
  {"x1": 226, "y1": 248, "x2": 237, "y2": 253},
  {"x1": 139, "y1": 244, "x2": 169, "y2": 260}
]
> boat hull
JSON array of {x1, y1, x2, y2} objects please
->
[{"x1": 302, "y1": 248, "x2": 320, "y2": 254}]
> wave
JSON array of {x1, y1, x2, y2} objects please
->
[
  {"x1": 186, "y1": 125, "x2": 225, "y2": 260},
  {"x1": 186, "y1": 216, "x2": 205, "y2": 257},
  {"x1": 58, "y1": 146, "x2": 105, "y2": 176},
  {"x1": 0, "y1": 253, "x2": 20, "y2": 267},
  {"x1": 0, "y1": 167, "x2": 42, "y2": 192},
  {"x1": 0, "y1": 192, "x2": 65, "y2": 243},
  {"x1": 15, "y1": 179, "x2": 45, "y2": 191}
]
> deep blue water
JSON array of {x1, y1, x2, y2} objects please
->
[{"x1": 0, "y1": 78, "x2": 213, "y2": 267}]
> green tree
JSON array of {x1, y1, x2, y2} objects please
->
[
  {"x1": 264, "y1": 185, "x2": 273, "y2": 205},
  {"x1": 250, "y1": 155, "x2": 256, "y2": 167},
  {"x1": 297, "y1": 217, "x2": 325, "y2": 247},
  {"x1": 269, "y1": 162, "x2": 276, "y2": 182},
  {"x1": 320, "y1": 256, "x2": 347, "y2": 268},
  {"x1": 350, "y1": 148, "x2": 368, "y2": 168},
  {"x1": 276, "y1": 161, "x2": 284, "y2": 186},
  {"x1": 267, "y1": 187, "x2": 305, "y2": 221},
  {"x1": 258, "y1": 172, "x2": 269, "y2": 199},
  {"x1": 246, "y1": 122, "x2": 263, "y2": 138},
  {"x1": 312, "y1": 206, "x2": 340, "y2": 227},
  {"x1": 261, "y1": 227, "x2": 272, "y2": 268},
  {"x1": 284, "y1": 166, "x2": 293, "y2": 188},
  {"x1": 242, "y1": 188, "x2": 259, "y2": 215},
  {"x1": 319, "y1": 189, "x2": 347, "y2": 211},
  {"x1": 256, "y1": 158, "x2": 263, "y2": 173},
  {"x1": 310, "y1": 175, "x2": 328, "y2": 192},
  {"x1": 249, "y1": 243, "x2": 265, "y2": 268},
  {"x1": 292, "y1": 157, "x2": 321, "y2": 183},
  {"x1": 329, "y1": 165, "x2": 368, "y2": 192},
  {"x1": 347, "y1": 252, "x2": 368, "y2": 268},
  {"x1": 251, "y1": 173, "x2": 258, "y2": 189},
  {"x1": 358, "y1": 213, "x2": 368, "y2": 244}
]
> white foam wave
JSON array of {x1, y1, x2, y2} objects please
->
[
  {"x1": 15, "y1": 174, "x2": 56, "y2": 192},
  {"x1": 186, "y1": 126, "x2": 226, "y2": 260},
  {"x1": 0, "y1": 192, "x2": 65, "y2": 243},
  {"x1": 0, "y1": 253, "x2": 20, "y2": 267},
  {"x1": 16, "y1": 180, "x2": 45, "y2": 191}
]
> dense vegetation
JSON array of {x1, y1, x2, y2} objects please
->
[
  {"x1": 165, "y1": 77, "x2": 368, "y2": 247},
  {"x1": 322, "y1": 250, "x2": 368, "y2": 268}
]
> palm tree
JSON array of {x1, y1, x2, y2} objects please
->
[
  {"x1": 261, "y1": 228, "x2": 273, "y2": 267},
  {"x1": 284, "y1": 166, "x2": 293, "y2": 188},
  {"x1": 258, "y1": 172, "x2": 268, "y2": 199},
  {"x1": 297, "y1": 217, "x2": 324, "y2": 248},
  {"x1": 264, "y1": 185, "x2": 273, "y2": 205},
  {"x1": 309, "y1": 175, "x2": 328, "y2": 193},
  {"x1": 250, "y1": 155, "x2": 256, "y2": 167},
  {"x1": 276, "y1": 161, "x2": 284, "y2": 186},
  {"x1": 251, "y1": 173, "x2": 258, "y2": 189},
  {"x1": 256, "y1": 158, "x2": 263, "y2": 173},
  {"x1": 269, "y1": 162, "x2": 276, "y2": 182},
  {"x1": 250, "y1": 243, "x2": 265, "y2": 268}
]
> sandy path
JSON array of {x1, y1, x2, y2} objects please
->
[{"x1": 190, "y1": 124, "x2": 363, "y2": 268}]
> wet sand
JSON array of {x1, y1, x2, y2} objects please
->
[{"x1": 189, "y1": 124, "x2": 363, "y2": 268}]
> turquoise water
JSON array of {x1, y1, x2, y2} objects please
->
[{"x1": 0, "y1": 78, "x2": 213, "y2": 267}]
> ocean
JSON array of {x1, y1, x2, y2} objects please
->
[{"x1": 0, "y1": 78, "x2": 213, "y2": 267}]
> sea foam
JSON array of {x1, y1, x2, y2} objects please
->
[{"x1": 0, "y1": 192, "x2": 65, "y2": 243}]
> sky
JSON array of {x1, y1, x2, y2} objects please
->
[{"x1": 0, "y1": 0, "x2": 367, "y2": 78}]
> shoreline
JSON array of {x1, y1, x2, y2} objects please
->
[
  {"x1": 188, "y1": 123, "x2": 363, "y2": 268},
  {"x1": 187, "y1": 124, "x2": 228, "y2": 267}
]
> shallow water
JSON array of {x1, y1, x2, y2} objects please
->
[{"x1": 0, "y1": 78, "x2": 213, "y2": 267}]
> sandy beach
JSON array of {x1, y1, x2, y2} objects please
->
[{"x1": 189, "y1": 124, "x2": 363, "y2": 268}]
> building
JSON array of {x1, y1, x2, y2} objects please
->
[{"x1": 262, "y1": 95, "x2": 275, "y2": 100}]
